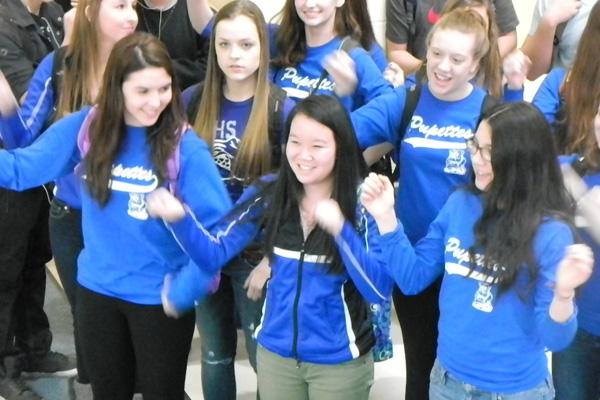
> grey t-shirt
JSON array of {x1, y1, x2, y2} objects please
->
[
  {"x1": 528, "y1": 0, "x2": 597, "y2": 70},
  {"x1": 386, "y1": 0, "x2": 519, "y2": 59}
]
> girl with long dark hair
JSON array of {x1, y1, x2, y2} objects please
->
[
  {"x1": 321, "y1": 101, "x2": 593, "y2": 398},
  {"x1": 0, "y1": 33, "x2": 230, "y2": 399},
  {"x1": 147, "y1": 95, "x2": 393, "y2": 400}
]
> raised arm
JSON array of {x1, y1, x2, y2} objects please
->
[{"x1": 186, "y1": 0, "x2": 214, "y2": 34}]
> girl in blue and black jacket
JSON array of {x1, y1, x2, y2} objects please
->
[
  {"x1": 147, "y1": 95, "x2": 393, "y2": 400},
  {"x1": 336, "y1": 102, "x2": 593, "y2": 398},
  {"x1": 0, "y1": 33, "x2": 230, "y2": 399}
]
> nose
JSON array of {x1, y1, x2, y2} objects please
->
[
  {"x1": 229, "y1": 44, "x2": 241, "y2": 59},
  {"x1": 438, "y1": 56, "x2": 451, "y2": 71},
  {"x1": 127, "y1": 6, "x2": 139, "y2": 25},
  {"x1": 148, "y1": 92, "x2": 161, "y2": 108},
  {"x1": 305, "y1": 0, "x2": 316, "y2": 7}
]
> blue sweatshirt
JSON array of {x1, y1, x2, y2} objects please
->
[
  {"x1": 0, "y1": 107, "x2": 232, "y2": 304},
  {"x1": 560, "y1": 155, "x2": 600, "y2": 337},
  {"x1": 0, "y1": 50, "x2": 82, "y2": 208},
  {"x1": 532, "y1": 68, "x2": 566, "y2": 126},
  {"x1": 352, "y1": 84, "x2": 487, "y2": 243},
  {"x1": 162, "y1": 180, "x2": 393, "y2": 363},
  {"x1": 378, "y1": 190, "x2": 577, "y2": 392}
]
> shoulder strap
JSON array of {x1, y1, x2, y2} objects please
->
[
  {"x1": 77, "y1": 106, "x2": 97, "y2": 157},
  {"x1": 51, "y1": 46, "x2": 67, "y2": 95},
  {"x1": 267, "y1": 84, "x2": 287, "y2": 169},
  {"x1": 398, "y1": 81, "x2": 422, "y2": 142},
  {"x1": 186, "y1": 81, "x2": 205, "y2": 123},
  {"x1": 477, "y1": 93, "x2": 497, "y2": 125},
  {"x1": 165, "y1": 124, "x2": 190, "y2": 196}
]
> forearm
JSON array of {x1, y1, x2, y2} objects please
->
[
  {"x1": 498, "y1": 31, "x2": 517, "y2": 59},
  {"x1": 186, "y1": 0, "x2": 213, "y2": 34},
  {"x1": 521, "y1": 17, "x2": 559, "y2": 80},
  {"x1": 387, "y1": 48, "x2": 423, "y2": 75}
]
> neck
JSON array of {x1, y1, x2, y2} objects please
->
[
  {"x1": 22, "y1": 0, "x2": 42, "y2": 15},
  {"x1": 144, "y1": 0, "x2": 176, "y2": 10},
  {"x1": 302, "y1": 181, "x2": 333, "y2": 204},
  {"x1": 304, "y1": 21, "x2": 337, "y2": 47},
  {"x1": 223, "y1": 75, "x2": 258, "y2": 102}
]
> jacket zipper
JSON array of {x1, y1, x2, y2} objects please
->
[{"x1": 291, "y1": 241, "x2": 306, "y2": 366}]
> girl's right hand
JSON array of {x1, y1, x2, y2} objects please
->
[
  {"x1": 244, "y1": 257, "x2": 271, "y2": 301},
  {"x1": 360, "y1": 173, "x2": 398, "y2": 234},
  {"x1": 0, "y1": 71, "x2": 19, "y2": 116},
  {"x1": 383, "y1": 61, "x2": 405, "y2": 88},
  {"x1": 554, "y1": 244, "x2": 594, "y2": 300},
  {"x1": 146, "y1": 187, "x2": 186, "y2": 222},
  {"x1": 161, "y1": 274, "x2": 180, "y2": 318}
]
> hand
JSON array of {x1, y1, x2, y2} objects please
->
[
  {"x1": 383, "y1": 61, "x2": 405, "y2": 88},
  {"x1": 314, "y1": 198, "x2": 345, "y2": 236},
  {"x1": 554, "y1": 244, "x2": 594, "y2": 300},
  {"x1": 561, "y1": 164, "x2": 588, "y2": 200},
  {"x1": 323, "y1": 50, "x2": 358, "y2": 97},
  {"x1": 502, "y1": 50, "x2": 531, "y2": 90},
  {"x1": 161, "y1": 274, "x2": 180, "y2": 318},
  {"x1": 545, "y1": 0, "x2": 582, "y2": 26},
  {"x1": 0, "y1": 71, "x2": 19, "y2": 116},
  {"x1": 243, "y1": 257, "x2": 271, "y2": 301},
  {"x1": 146, "y1": 187, "x2": 185, "y2": 222},
  {"x1": 360, "y1": 173, "x2": 395, "y2": 219}
]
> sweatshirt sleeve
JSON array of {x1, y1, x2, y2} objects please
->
[
  {"x1": 350, "y1": 87, "x2": 406, "y2": 149},
  {"x1": 167, "y1": 180, "x2": 266, "y2": 275},
  {"x1": 532, "y1": 68, "x2": 566, "y2": 125},
  {"x1": 532, "y1": 220, "x2": 578, "y2": 351},
  {"x1": 379, "y1": 204, "x2": 448, "y2": 294},
  {"x1": 349, "y1": 47, "x2": 393, "y2": 107},
  {"x1": 0, "y1": 52, "x2": 57, "y2": 149},
  {"x1": 335, "y1": 214, "x2": 394, "y2": 304},
  {"x1": 0, "y1": 109, "x2": 85, "y2": 190}
]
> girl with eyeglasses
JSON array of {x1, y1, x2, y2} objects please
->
[{"x1": 317, "y1": 101, "x2": 593, "y2": 399}]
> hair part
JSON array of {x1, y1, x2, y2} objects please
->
[
  {"x1": 264, "y1": 95, "x2": 368, "y2": 274},
  {"x1": 469, "y1": 102, "x2": 574, "y2": 296},
  {"x1": 441, "y1": 0, "x2": 503, "y2": 98},
  {"x1": 193, "y1": 0, "x2": 273, "y2": 183},
  {"x1": 272, "y1": 0, "x2": 349, "y2": 68},
  {"x1": 85, "y1": 32, "x2": 186, "y2": 206}
]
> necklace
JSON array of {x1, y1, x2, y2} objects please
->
[{"x1": 139, "y1": 0, "x2": 178, "y2": 40}]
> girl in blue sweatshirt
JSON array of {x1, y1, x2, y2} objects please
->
[
  {"x1": 181, "y1": 2, "x2": 293, "y2": 399},
  {"x1": 0, "y1": 33, "x2": 230, "y2": 399},
  {"x1": 147, "y1": 95, "x2": 393, "y2": 400},
  {"x1": 334, "y1": 102, "x2": 593, "y2": 398}
]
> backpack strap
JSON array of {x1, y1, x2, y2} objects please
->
[
  {"x1": 267, "y1": 84, "x2": 287, "y2": 168},
  {"x1": 165, "y1": 124, "x2": 190, "y2": 196},
  {"x1": 73, "y1": 106, "x2": 97, "y2": 177},
  {"x1": 477, "y1": 93, "x2": 497, "y2": 125},
  {"x1": 185, "y1": 81, "x2": 205, "y2": 123}
]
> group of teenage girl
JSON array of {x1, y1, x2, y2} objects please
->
[{"x1": 0, "y1": 0, "x2": 598, "y2": 399}]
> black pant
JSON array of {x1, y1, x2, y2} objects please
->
[
  {"x1": 392, "y1": 280, "x2": 441, "y2": 400},
  {"x1": 76, "y1": 285, "x2": 195, "y2": 400},
  {"x1": 0, "y1": 187, "x2": 52, "y2": 377}
]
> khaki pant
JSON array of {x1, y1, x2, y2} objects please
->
[{"x1": 257, "y1": 345, "x2": 374, "y2": 400}]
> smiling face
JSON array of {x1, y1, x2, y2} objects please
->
[
  {"x1": 426, "y1": 28, "x2": 480, "y2": 101},
  {"x1": 294, "y1": 0, "x2": 343, "y2": 31},
  {"x1": 95, "y1": 0, "x2": 138, "y2": 46},
  {"x1": 286, "y1": 113, "x2": 337, "y2": 191},
  {"x1": 470, "y1": 120, "x2": 494, "y2": 191},
  {"x1": 122, "y1": 67, "x2": 172, "y2": 127},
  {"x1": 214, "y1": 14, "x2": 261, "y2": 86}
]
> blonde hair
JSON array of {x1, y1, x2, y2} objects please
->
[
  {"x1": 55, "y1": 0, "x2": 104, "y2": 118},
  {"x1": 193, "y1": 0, "x2": 272, "y2": 183}
]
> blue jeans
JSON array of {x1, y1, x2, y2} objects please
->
[
  {"x1": 195, "y1": 256, "x2": 264, "y2": 400},
  {"x1": 553, "y1": 328, "x2": 600, "y2": 400},
  {"x1": 48, "y1": 198, "x2": 86, "y2": 382},
  {"x1": 430, "y1": 359, "x2": 555, "y2": 399}
]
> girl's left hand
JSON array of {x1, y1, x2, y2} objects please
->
[
  {"x1": 383, "y1": 61, "x2": 405, "y2": 88},
  {"x1": 314, "y1": 198, "x2": 345, "y2": 236},
  {"x1": 503, "y1": 50, "x2": 531, "y2": 90},
  {"x1": 161, "y1": 274, "x2": 180, "y2": 318},
  {"x1": 323, "y1": 50, "x2": 358, "y2": 97},
  {"x1": 554, "y1": 244, "x2": 594, "y2": 299},
  {"x1": 146, "y1": 187, "x2": 185, "y2": 222}
]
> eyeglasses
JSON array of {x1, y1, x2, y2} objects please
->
[{"x1": 466, "y1": 138, "x2": 492, "y2": 161}]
